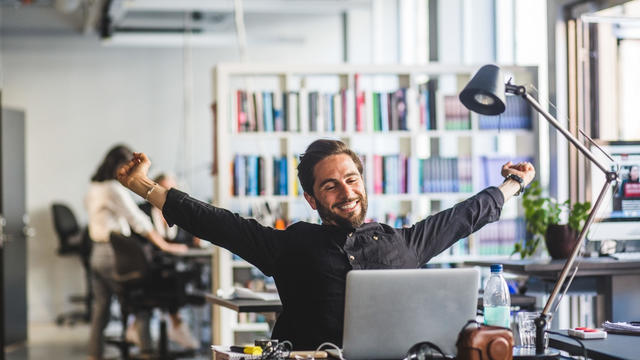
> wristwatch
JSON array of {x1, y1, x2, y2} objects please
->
[{"x1": 504, "y1": 174, "x2": 525, "y2": 196}]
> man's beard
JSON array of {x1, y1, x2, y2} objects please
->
[{"x1": 315, "y1": 193, "x2": 368, "y2": 229}]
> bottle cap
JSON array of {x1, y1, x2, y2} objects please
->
[{"x1": 490, "y1": 264, "x2": 503, "y2": 273}]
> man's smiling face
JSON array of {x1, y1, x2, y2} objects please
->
[{"x1": 304, "y1": 153, "x2": 368, "y2": 229}]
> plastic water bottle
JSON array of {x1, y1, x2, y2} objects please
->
[{"x1": 483, "y1": 264, "x2": 511, "y2": 328}]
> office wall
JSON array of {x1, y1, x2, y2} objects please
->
[{"x1": 1, "y1": 6, "x2": 348, "y2": 323}]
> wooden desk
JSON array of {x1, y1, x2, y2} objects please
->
[
  {"x1": 166, "y1": 247, "x2": 216, "y2": 258},
  {"x1": 205, "y1": 294, "x2": 283, "y2": 313},
  {"x1": 466, "y1": 258, "x2": 640, "y2": 323},
  {"x1": 466, "y1": 257, "x2": 640, "y2": 279},
  {"x1": 549, "y1": 330, "x2": 639, "y2": 360},
  {"x1": 205, "y1": 292, "x2": 534, "y2": 314}
]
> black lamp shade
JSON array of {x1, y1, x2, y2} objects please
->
[{"x1": 459, "y1": 64, "x2": 506, "y2": 116}]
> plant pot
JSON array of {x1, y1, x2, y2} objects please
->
[{"x1": 545, "y1": 224, "x2": 579, "y2": 259}]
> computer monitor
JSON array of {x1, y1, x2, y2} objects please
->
[{"x1": 589, "y1": 141, "x2": 640, "y2": 241}]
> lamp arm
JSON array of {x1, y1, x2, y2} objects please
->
[
  {"x1": 541, "y1": 178, "x2": 614, "y2": 316},
  {"x1": 505, "y1": 85, "x2": 611, "y2": 175},
  {"x1": 507, "y1": 84, "x2": 621, "y2": 354},
  {"x1": 533, "y1": 178, "x2": 615, "y2": 353},
  {"x1": 514, "y1": 85, "x2": 620, "y2": 316}
]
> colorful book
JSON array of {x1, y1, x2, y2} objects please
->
[
  {"x1": 263, "y1": 92, "x2": 274, "y2": 132},
  {"x1": 287, "y1": 91, "x2": 299, "y2": 132}
]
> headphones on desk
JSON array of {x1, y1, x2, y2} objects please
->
[{"x1": 403, "y1": 341, "x2": 452, "y2": 360}]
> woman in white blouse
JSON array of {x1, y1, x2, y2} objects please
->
[{"x1": 86, "y1": 145, "x2": 187, "y2": 360}]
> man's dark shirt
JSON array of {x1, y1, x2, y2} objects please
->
[{"x1": 163, "y1": 187, "x2": 504, "y2": 350}]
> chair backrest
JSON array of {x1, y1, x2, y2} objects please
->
[
  {"x1": 109, "y1": 233, "x2": 151, "y2": 284},
  {"x1": 52, "y1": 203, "x2": 79, "y2": 237},
  {"x1": 52, "y1": 203, "x2": 84, "y2": 253}
]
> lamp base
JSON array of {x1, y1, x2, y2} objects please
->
[{"x1": 513, "y1": 346, "x2": 560, "y2": 359}]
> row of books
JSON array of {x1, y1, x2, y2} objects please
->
[
  {"x1": 237, "y1": 312, "x2": 269, "y2": 325},
  {"x1": 232, "y1": 154, "x2": 288, "y2": 196},
  {"x1": 231, "y1": 85, "x2": 532, "y2": 134},
  {"x1": 443, "y1": 95, "x2": 471, "y2": 130},
  {"x1": 473, "y1": 218, "x2": 526, "y2": 256},
  {"x1": 478, "y1": 96, "x2": 532, "y2": 130},
  {"x1": 365, "y1": 154, "x2": 408, "y2": 195},
  {"x1": 233, "y1": 88, "x2": 420, "y2": 133},
  {"x1": 416, "y1": 157, "x2": 473, "y2": 193},
  {"x1": 360, "y1": 155, "x2": 474, "y2": 195},
  {"x1": 232, "y1": 154, "x2": 528, "y2": 197}
]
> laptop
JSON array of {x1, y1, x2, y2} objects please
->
[{"x1": 338, "y1": 268, "x2": 480, "y2": 360}]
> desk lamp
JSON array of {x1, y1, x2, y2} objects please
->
[{"x1": 459, "y1": 64, "x2": 619, "y2": 358}]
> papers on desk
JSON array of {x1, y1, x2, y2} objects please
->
[
  {"x1": 212, "y1": 346, "x2": 262, "y2": 360},
  {"x1": 602, "y1": 321, "x2": 640, "y2": 335},
  {"x1": 212, "y1": 346, "x2": 329, "y2": 359},
  {"x1": 220, "y1": 286, "x2": 280, "y2": 301}
]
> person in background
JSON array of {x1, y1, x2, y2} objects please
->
[
  {"x1": 139, "y1": 173, "x2": 201, "y2": 248},
  {"x1": 138, "y1": 172, "x2": 201, "y2": 349},
  {"x1": 619, "y1": 165, "x2": 640, "y2": 199},
  {"x1": 116, "y1": 139, "x2": 535, "y2": 350},
  {"x1": 85, "y1": 145, "x2": 187, "y2": 360}
]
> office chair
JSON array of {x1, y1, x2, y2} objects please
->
[
  {"x1": 109, "y1": 233, "x2": 204, "y2": 359},
  {"x1": 51, "y1": 203, "x2": 93, "y2": 326}
]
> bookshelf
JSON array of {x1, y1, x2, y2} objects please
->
[{"x1": 211, "y1": 63, "x2": 541, "y2": 345}]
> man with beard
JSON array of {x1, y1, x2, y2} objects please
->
[{"x1": 117, "y1": 139, "x2": 535, "y2": 350}]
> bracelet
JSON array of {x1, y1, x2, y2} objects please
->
[
  {"x1": 504, "y1": 174, "x2": 525, "y2": 196},
  {"x1": 145, "y1": 183, "x2": 157, "y2": 201}
]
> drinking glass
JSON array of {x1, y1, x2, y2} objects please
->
[{"x1": 516, "y1": 311, "x2": 549, "y2": 348}]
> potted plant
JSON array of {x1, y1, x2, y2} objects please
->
[{"x1": 513, "y1": 181, "x2": 591, "y2": 259}]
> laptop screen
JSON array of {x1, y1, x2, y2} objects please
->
[{"x1": 341, "y1": 268, "x2": 480, "y2": 359}]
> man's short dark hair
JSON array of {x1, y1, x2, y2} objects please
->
[{"x1": 297, "y1": 139, "x2": 363, "y2": 196}]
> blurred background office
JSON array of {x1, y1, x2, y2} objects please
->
[{"x1": 2, "y1": 0, "x2": 640, "y2": 359}]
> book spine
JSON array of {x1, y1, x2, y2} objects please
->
[
  {"x1": 364, "y1": 90, "x2": 373, "y2": 132},
  {"x1": 296, "y1": 88, "x2": 307, "y2": 133},
  {"x1": 246, "y1": 90, "x2": 256, "y2": 132},
  {"x1": 263, "y1": 92, "x2": 274, "y2": 132},
  {"x1": 334, "y1": 93, "x2": 342, "y2": 135},
  {"x1": 374, "y1": 155, "x2": 383, "y2": 194},
  {"x1": 355, "y1": 73, "x2": 363, "y2": 132},
  {"x1": 397, "y1": 88, "x2": 407, "y2": 130},
  {"x1": 287, "y1": 91, "x2": 299, "y2": 132},
  {"x1": 236, "y1": 90, "x2": 245, "y2": 132},
  {"x1": 258, "y1": 156, "x2": 266, "y2": 195},
  {"x1": 373, "y1": 92, "x2": 381, "y2": 132},
  {"x1": 345, "y1": 88, "x2": 355, "y2": 133},
  {"x1": 280, "y1": 156, "x2": 288, "y2": 195},
  {"x1": 406, "y1": 87, "x2": 418, "y2": 132},
  {"x1": 380, "y1": 92, "x2": 389, "y2": 132},
  {"x1": 255, "y1": 92, "x2": 264, "y2": 132},
  {"x1": 309, "y1": 92, "x2": 318, "y2": 132}
]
